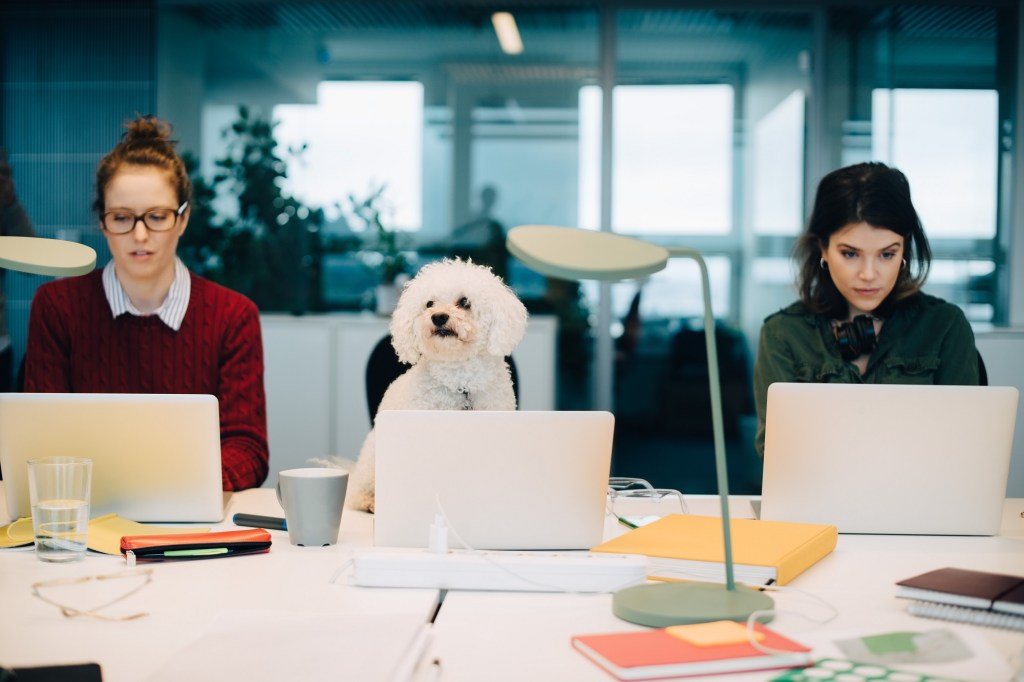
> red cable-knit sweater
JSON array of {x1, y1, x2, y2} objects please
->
[{"x1": 24, "y1": 269, "x2": 269, "y2": 490}]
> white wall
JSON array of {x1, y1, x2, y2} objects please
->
[
  {"x1": 259, "y1": 313, "x2": 557, "y2": 488},
  {"x1": 975, "y1": 330, "x2": 1024, "y2": 497}
]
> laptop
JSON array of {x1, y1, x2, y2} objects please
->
[
  {"x1": 373, "y1": 410, "x2": 615, "y2": 550},
  {"x1": 0, "y1": 393, "x2": 226, "y2": 523},
  {"x1": 760, "y1": 383, "x2": 1018, "y2": 535}
]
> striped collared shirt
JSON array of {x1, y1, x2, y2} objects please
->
[{"x1": 102, "y1": 257, "x2": 191, "y2": 331}]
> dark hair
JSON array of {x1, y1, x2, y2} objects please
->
[
  {"x1": 795, "y1": 161, "x2": 931, "y2": 318},
  {"x1": 93, "y1": 115, "x2": 191, "y2": 215}
]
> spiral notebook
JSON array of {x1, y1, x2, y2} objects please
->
[{"x1": 896, "y1": 567, "x2": 1024, "y2": 631}]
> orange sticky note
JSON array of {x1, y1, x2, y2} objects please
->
[{"x1": 665, "y1": 620, "x2": 765, "y2": 647}]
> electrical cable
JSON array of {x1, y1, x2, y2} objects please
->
[{"x1": 433, "y1": 494, "x2": 645, "y2": 594}]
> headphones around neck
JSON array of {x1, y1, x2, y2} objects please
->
[{"x1": 834, "y1": 315, "x2": 877, "y2": 361}]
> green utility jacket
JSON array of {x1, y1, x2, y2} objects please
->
[{"x1": 753, "y1": 293, "x2": 979, "y2": 457}]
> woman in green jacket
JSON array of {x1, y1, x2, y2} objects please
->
[{"x1": 753, "y1": 162, "x2": 978, "y2": 457}]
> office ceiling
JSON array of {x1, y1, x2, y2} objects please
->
[
  {"x1": 170, "y1": 2, "x2": 998, "y2": 40},
  {"x1": 174, "y1": 1, "x2": 598, "y2": 32},
  {"x1": 860, "y1": 5, "x2": 997, "y2": 39},
  {"x1": 168, "y1": 1, "x2": 1000, "y2": 107}
]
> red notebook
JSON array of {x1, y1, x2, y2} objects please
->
[{"x1": 571, "y1": 621, "x2": 812, "y2": 680}]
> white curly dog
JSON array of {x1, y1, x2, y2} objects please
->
[{"x1": 348, "y1": 258, "x2": 529, "y2": 512}]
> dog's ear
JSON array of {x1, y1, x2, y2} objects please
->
[
  {"x1": 483, "y1": 279, "x2": 529, "y2": 357},
  {"x1": 388, "y1": 276, "x2": 422, "y2": 364}
]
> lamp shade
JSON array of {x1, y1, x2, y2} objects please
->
[
  {"x1": 0, "y1": 236, "x2": 96, "y2": 277},
  {"x1": 507, "y1": 225, "x2": 668, "y2": 282}
]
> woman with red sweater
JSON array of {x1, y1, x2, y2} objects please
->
[{"x1": 24, "y1": 116, "x2": 269, "y2": 490}]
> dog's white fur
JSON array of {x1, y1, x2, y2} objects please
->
[{"x1": 347, "y1": 258, "x2": 528, "y2": 512}]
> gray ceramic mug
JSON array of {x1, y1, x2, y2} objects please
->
[{"x1": 276, "y1": 468, "x2": 348, "y2": 546}]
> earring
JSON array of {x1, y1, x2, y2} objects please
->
[
  {"x1": 819, "y1": 258, "x2": 827, "y2": 270},
  {"x1": 902, "y1": 259, "x2": 907, "y2": 269}
]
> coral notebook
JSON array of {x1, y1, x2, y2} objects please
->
[
  {"x1": 572, "y1": 621, "x2": 811, "y2": 680},
  {"x1": 591, "y1": 514, "x2": 836, "y2": 586}
]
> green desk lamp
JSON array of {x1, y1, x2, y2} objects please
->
[
  {"x1": 0, "y1": 236, "x2": 96, "y2": 277},
  {"x1": 507, "y1": 224, "x2": 773, "y2": 626}
]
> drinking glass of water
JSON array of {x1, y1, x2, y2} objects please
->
[{"x1": 27, "y1": 457, "x2": 92, "y2": 562}]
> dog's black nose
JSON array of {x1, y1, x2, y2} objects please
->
[{"x1": 431, "y1": 313, "x2": 449, "y2": 327}]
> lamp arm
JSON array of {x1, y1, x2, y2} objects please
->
[{"x1": 666, "y1": 246, "x2": 735, "y2": 591}]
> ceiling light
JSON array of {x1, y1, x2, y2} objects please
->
[{"x1": 491, "y1": 12, "x2": 523, "y2": 55}]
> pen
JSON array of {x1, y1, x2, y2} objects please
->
[
  {"x1": 617, "y1": 516, "x2": 639, "y2": 530},
  {"x1": 232, "y1": 513, "x2": 287, "y2": 531}
]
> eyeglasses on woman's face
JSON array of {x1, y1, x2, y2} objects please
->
[{"x1": 101, "y1": 201, "x2": 188, "y2": 235}]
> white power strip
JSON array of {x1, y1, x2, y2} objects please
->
[{"x1": 351, "y1": 547, "x2": 648, "y2": 593}]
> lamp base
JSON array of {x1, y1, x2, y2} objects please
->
[{"x1": 613, "y1": 581, "x2": 774, "y2": 627}]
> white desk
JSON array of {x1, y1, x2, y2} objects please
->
[
  {"x1": 0, "y1": 487, "x2": 441, "y2": 681},
  {"x1": 431, "y1": 497, "x2": 1024, "y2": 681},
  {"x1": 2, "y1": 488, "x2": 1022, "y2": 681}
]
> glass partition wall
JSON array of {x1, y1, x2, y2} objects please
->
[
  {"x1": 600, "y1": 9, "x2": 815, "y2": 494},
  {"x1": 154, "y1": 1, "x2": 1016, "y2": 494}
]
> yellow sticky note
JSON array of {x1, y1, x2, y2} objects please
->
[
  {"x1": 87, "y1": 515, "x2": 210, "y2": 555},
  {"x1": 0, "y1": 517, "x2": 35, "y2": 548},
  {"x1": 1, "y1": 514, "x2": 210, "y2": 554},
  {"x1": 666, "y1": 620, "x2": 765, "y2": 647}
]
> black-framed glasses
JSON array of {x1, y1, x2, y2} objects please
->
[{"x1": 101, "y1": 201, "x2": 188, "y2": 235}]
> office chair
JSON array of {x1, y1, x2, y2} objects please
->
[
  {"x1": 14, "y1": 355, "x2": 25, "y2": 392},
  {"x1": 977, "y1": 348, "x2": 988, "y2": 386},
  {"x1": 364, "y1": 335, "x2": 520, "y2": 423}
]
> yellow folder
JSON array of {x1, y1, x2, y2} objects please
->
[
  {"x1": 0, "y1": 514, "x2": 208, "y2": 555},
  {"x1": 592, "y1": 514, "x2": 837, "y2": 586}
]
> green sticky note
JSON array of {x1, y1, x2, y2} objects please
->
[
  {"x1": 861, "y1": 631, "x2": 919, "y2": 655},
  {"x1": 163, "y1": 547, "x2": 229, "y2": 557}
]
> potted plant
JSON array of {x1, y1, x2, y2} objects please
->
[
  {"x1": 349, "y1": 184, "x2": 412, "y2": 314},
  {"x1": 178, "y1": 106, "x2": 326, "y2": 314}
]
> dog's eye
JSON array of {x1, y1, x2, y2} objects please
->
[
  {"x1": 425, "y1": 301, "x2": 434, "y2": 309},
  {"x1": 457, "y1": 297, "x2": 470, "y2": 309}
]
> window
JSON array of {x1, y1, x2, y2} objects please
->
[
  {"x1": 872, "y1": 88, "x2": 998, "y2": 239},
  {"x1": 579, "y1": 84, "x2": 734, "y2": 235},
  {"x1": 275, "y1": 81, "x2": 424, "y2": 230},
  {"x1": 752, "y1": 89, "x2": 806, "y2": 235}
]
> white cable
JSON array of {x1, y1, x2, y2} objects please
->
[
  {"x1": 328, "y1": 556, "x2": 354, "y2": 585},
  {"x1": 433, "y1": 494, "x2": 642, "y2": 594},
  {"x1": 641, "y1": 565, "x2": 839, "y2": 654},
  {"x1": 743, "y1": 583, "x2": 840, "y2": 656},
  {"x1": 1009, "y1": 644, "x2": 1024, "y2": 682}
]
